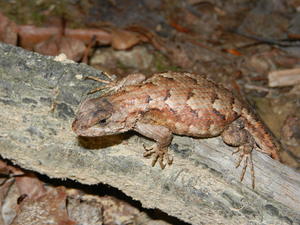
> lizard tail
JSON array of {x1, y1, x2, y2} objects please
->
[{"x1": 241, "y1": 108, "x2": 281, "y2": 161}]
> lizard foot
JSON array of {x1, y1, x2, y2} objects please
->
[
  {"x1": 232, "y1": 144, "x2": 255, "y2": 189},
  {"x1": 143, "y1": 144, "x2": 173, "y2": 169}
]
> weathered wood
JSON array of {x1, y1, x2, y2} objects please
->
[
  {"x1": 268, "y1": 68, "x2": 300, "y2": 87},
  {"x1": 0, "y1": 43, "x2": 299, "y2": 225}
]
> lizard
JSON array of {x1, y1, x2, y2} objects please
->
[{"x1": 72, "y1": 71, "x2": 281, "y2": 188}]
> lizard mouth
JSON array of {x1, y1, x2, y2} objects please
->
[
  {"x1": 72, "y1": 121, "x2": 98, "y2": 137},
  {"x1": 72, "y1": 119, "x2": 111, "y2": 137},
  {"x1": 71, "y1": 118, "x2": 93, "y2": 136},
  {"x1": 71, "y1": 118, "x2": 83, "y2": 135}
]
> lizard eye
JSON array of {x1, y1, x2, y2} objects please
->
[{"x1": 99, "y1": 119, "x2": 107, "y2": 125}]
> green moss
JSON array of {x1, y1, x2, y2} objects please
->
[
  {"x1": 116, "y1": 60, "x2": 131, "y2": 73},
  {"x1": 0, "y1": 0, "x2": 82, "y2": 27},
  {"x1": 153, "y1": 52, "x2": 181, "y2": 72}
]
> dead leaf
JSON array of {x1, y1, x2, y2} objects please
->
[
  {"x1": 0, "y1": 12, "x2": 18, "y2": 45},
  {"x1": 34, "y1": 36, "x2": 86, "y2": 61},
  {"x1": 169, "y1": 20, "x2": 191, "y2": 33},
  {"x1": 0, "y1": 160, "x2": 11, "y2": 176},
  {"x1": 11, "y1": 186, "x2": 76, "y2": 225},
  {"x1": 65, "y1": 28, "x2": 112, "y2": 45},
  {"x1": 0, "y1": 178, "x2": 14, "y2": 224},
  {"x1": 222, "y1": 48, "x2": 242, "y2": 56},
  {"x1": 18, "y1": 25, "x2": 113, "y2": 48},
  {"x1": 59, "y1": 37, "x2": 86, "y2": 61},
  {"x1": 111, "y1": 29, "x2": 145, "y2": 50},
  {"x1": 14, "y1": 171, "x2": 46, "y2": 200}
]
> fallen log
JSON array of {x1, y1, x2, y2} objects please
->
[{"x1": 0, "y1": 43, "x2": 299, "y2": 225}]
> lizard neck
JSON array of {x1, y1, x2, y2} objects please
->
[{"x1": 108, "y1": 86, "x2": 152, "y2": 126}]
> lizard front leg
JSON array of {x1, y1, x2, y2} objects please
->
[
  {"x1": 134, "y1": 122, "x2": 173, "y2": 169},
  {"x1": 221, "y1": 118, "x2": 256, "y2": 188}
]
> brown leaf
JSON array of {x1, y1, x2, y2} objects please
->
[
  {"x1": 0, "y1": 178, "x2": 14, "y2": 225},
  {"x1": 18, "y1": 25, "x2": 112, "y2": 51},
  {"x1": 59, "y1": 37, "x2": 86, "y2": 61},
  {"x1": 65, "y1": 28, "x2": 112, "y2": 45},
  {"x1": 0, "y1": 12, "x2": 18, "y2": 45},
  {"x1": 11, "y1": 186, "x2": 76, "y2": 225},
  {"x1": 18, "y1": 25, "x2": 58, "y2": 50},
  {"x1": 0, "y1": 178, "x2": 14, "y2": 210},
  {"x1": 14, "y1": 171, "x2": 46, "y2": 200},
  {"x1": 34, "y1": 36, "x2": 86, "y2": 61},
  {"x1": 0, "y1": 160, "x2": 11, "y2": 176},
  {"x1": 111, "y1": 29, "x2": 144, "y2": 50},
  {"x1": 169, "y1": 20, "x2": 191, "y2": 33},
  {"x1": 33, "y1": 35, "x2": 60, "y2": 56}
]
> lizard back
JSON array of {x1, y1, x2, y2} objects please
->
[{"x1": 110, "y1": 72, "x2": 243, "y2": 137}]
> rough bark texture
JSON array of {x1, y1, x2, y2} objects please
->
[{"x1": 0, "y1": 43, "x2": 299, "y2": 225}]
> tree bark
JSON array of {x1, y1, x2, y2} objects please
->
[{"x1": 0, "y1": 43, "x2": 299, "y2": 225}]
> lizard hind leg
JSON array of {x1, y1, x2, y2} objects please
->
[
  {"x1": 233, "y1": 144, "x2": 255, "y2": 189},
  {"x1": 222, "y1": 119, "x2": 256, "y2": 188}
]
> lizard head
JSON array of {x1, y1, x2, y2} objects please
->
[{"x1": 72, "y1": 97, "x2": 130, "y2": 136}]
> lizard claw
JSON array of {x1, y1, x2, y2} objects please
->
[
  {"x1": 234, "y1": 145, "x2": 255, "y2": 189},
  {"x1": 143, "y1": 144, "x2": 173, "y2": 169}
]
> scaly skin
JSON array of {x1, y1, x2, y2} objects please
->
[{"x1": 72, "y1": 72, "x2": 281, "y2": 188}]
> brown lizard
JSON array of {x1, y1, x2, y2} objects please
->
[{"x1": 72, "y1": 72, "x2": 281, "y2": 188}]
